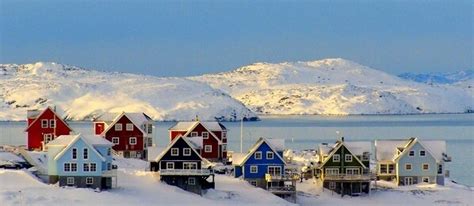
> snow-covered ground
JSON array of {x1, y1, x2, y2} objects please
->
[
  {"x1": 0, "y1": 62, "x2": 256, "y2": 121},
  {"x1": 1, "y1": 157, "x2": 473, "y2": 206},
  {"x1": 192, "y1": 58, "x2": 473, "y2": 115}
]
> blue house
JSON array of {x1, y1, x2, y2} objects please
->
[
  {"x1": 375, "y1": 137, "x2": 451, "y2": 186},
  {"x1": 233, "y1": 137, "x2": 296, "y2": 202},
  {"x1": 46, "y1": 134, "x2": 117, "y2": 189}
]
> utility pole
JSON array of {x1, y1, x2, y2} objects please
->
[{"x1": 240, "y1": 116, "x2": 243, "y2": 153}]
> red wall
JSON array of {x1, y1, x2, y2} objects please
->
[
  {"x1": 170, "y1": 123, "x2": 221, "y2": 159},
  {"x1": 94, "y1": 122, "x2": 105, "y2": 135},
  {"x1": 104, "y1": 115, "x2": 144, "y2": 151},
  {"x1": 26, "y1": 108, "x2": 72, "y2": 150}
]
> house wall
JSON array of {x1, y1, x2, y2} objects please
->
[
  {"x1": 234, "y1": 166, "x2": 242, "y2": 178},
  {"x1": 105, "y1": 115, "x2": 144, "y2": 152},
  {"x1": 55, "y1": 138, "x2": 107, "y2": 177},
  {"x1": 58, "y1": 176, "x2": 111, "y2": 189},
  {"x1": 94, "y1": 122, "x2": 105, "y2": 135},
  {"x1": 242, "y1": 142, "x2": 285, "y2": 179},
  {"x1": 158, "y1": 137, "x2": 203, "y2": 170},
  {"x1": 398, "y1": 142, "x2": 437, "y2": 184},
  {"x1": 47, "y1": 146, "x2": 64, "y2": 176},
  {"x1": 27, "y1": 108, "x2": 72, "y2": 150},
  {"x1": 322, "y1": 145, "x2": 366, "y2": 175}
]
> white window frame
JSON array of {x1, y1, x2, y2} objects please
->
[
  {"x1": 115, "y1": 123, "x2": 122, "y2": 131},
  {"x1": 126, "y1": 123, "x2": 134, "y2": 131},
  {"x1": 404, "y1": 177, "x2": 413, "y2": 185},
  {"x1": 83, "y1": 148, "x2": 88, "y2": 160},
  {"x1": 86, "y1": 177, "x2": 94, "y2": 185},
  {"x1": 66, "y1": 177, "x2": 74, "y2": 185},
  {"x1": 222, "y1": 131, "x2": 227, "y2": 139},
  {"x1": 266, "y1": 151, "x2": 274, "y2": 159},
  {"x1": 83, "y1": 163, "x2": 90, "y2": 172},
  {"x1": 346, "y1": 168, "x2": 359, "y2": 175},
  {"x1": 64, "y1": 163, "x2": 71, "y2": 172},
  {"x1": 420, "y1": 150, "x2": 426, "y2": 156},
  {"x1": 250, "y1": 165, "x2": 258, "y2": 173},
  {"x1": 171, "y1": 148, "x2": 179, "y2": 156},
  {"x1": 254, "y1": 151, "x2": 262, "y2": 160},
  {"x1": 129, "y1": 137, "x2": 137, "y2": 145},
  {"x1": 43, "y1": 134, "x2": 53, "y2": 144},
  {"x1": 41, "y1": 119, "x2": 48, "y2": 128},
  {"x1": 71, "y1": 163, "x2": 77, "y2": 172},
  {"x1": 345, "y1": 154, "x2": 352, "y2": 162},
  {"x1": 222, "y1": 144, "x2": 227, "y2": 152},
  {"x1": 166, "y1": 162, "x2": 175, "y2": 170},
  {"x1": 409, "y1": 150, "x2": 415, "y2": 157},
  {"x1": 183, "y1": 162, "x2": 198, "y2": 170},
  {"x1": 205, "y1": 145, "x2": 212, "y2": 153},
  {"x1": 50, "y1": 119, "x2": 56, "y2": 128},
  {"x1": 112, "y1": 137, "x2": 119, "y2": 145},
  {"x1": 202, "y1": 132, "x2": 209, "y2": 139},
  {"x1": 405, "y1": 163, "x2": 412, "y2": 171},
  {"x1": 188, "y1": 177, "x2": 196, "y2": 185},
  {"x1": 422, "y1": 177, "x2": 430, "y2": 183},
  {"x1": 183, "y1": 148, "x2": 191, "y2": 156},
  {"x1": 190, "y1": 132, "x2": 198, "y2": 137},
  {"x1": 422, "y1": 163, "x2": 429, "y2": 171},
  {"x1": 333, "y1": 154, "x2": 340, "y2": 162},
  {"x1": 325, "y1": 168, "x2": 339, "y2": 175},
  {"x1": 267, "y1": 166, "x2": 281, "y2": 176},
  {"x1": 90, "y1": 163, "x2": 97, "y2": 172},
  {"x1": 147, "y1": 124, "x2": 153, "y2": 134},
  {"x1": 72, "y1": 148, "x2": 77, "y2": 160}
]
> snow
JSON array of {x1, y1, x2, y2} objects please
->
[
  {"x1": 169, "y1": 121, "x2": 226, "y2": 131},
  {"x1": 267, "y1": 138, "x2": 285, "y2": 152},
  {"x1": 375, "y1": 140, "x2": 407, "y2": 161},
  {"x1": 230, "y1": 152, "x2": 247, "y2": 165},
  {"x1": 47, "y1": 134, "x2": 113, "y2": 146},
  {"x1": 192, "y1": 58, "x2": 474, "y2": 115},
  {"x1": 344, "y1": 141, "x2": 372, "y2": 157},
  {"x1": 0, "y1": 62, "x2": 257, "y2": 121},
  {"x1": 422, "y1": 141, "x2": 447, "y2": 162},
  {"x1": 0, "y1": 151, "x2": 25, "y2": 163}
]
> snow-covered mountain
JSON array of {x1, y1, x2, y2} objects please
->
[
  {"x1": 192, "y1": 58, "x2": 473, "y2": 115},
  {"x1": 0, "y1": 62, "x2": 257, "y2": 121},
  {"x1": 398, "y1": 70, "x2": 473, "y2": 84}
]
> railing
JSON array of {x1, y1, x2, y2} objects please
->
[
  {"x1": 160, "y1": 169, "x2": 212, "y2": 176},
  {"x1": 324, "y1": 174, "x2": 371, "y2": 181},
  {"x1": 378, "y1": 171, "x2": 396, "y2": 175},
  {"x1": 267, "y1": 185, "x2": 296, "y2": 193},
  {"x1": 103, "y1": 168, "x2": 118, "y2": 177},
  {"x1": 265, "y1": 173, "x2": 298, "y2": 182}
]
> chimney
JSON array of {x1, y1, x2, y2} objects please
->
[{"x1": 341, "y1": 137, "x2": 345, "y2": 142}]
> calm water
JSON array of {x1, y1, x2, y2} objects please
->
[{"x1": 1, "y1": 114, "x2": 473, "y2": 186}]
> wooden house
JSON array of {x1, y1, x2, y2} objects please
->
[
  {"x1": 149, "y1": 135, "x2": 215, "y2": 195},
  {"x1": 169, "y1": 121, "x2": 227, "y2": 162},
  {"x1": 233, "y1": 137, "x2": 296, "y2": 203},
  {"x1": 375, "y1": 137, "x2": 451, "y2": 186},
  {"x1": 314, "y1": 139, "x2": 371, "y2": 196},
  {"x1": 46, "y1": 134, "x2": 117, "y2": 189},
  {"x1": 93, "y1": 112, "x2": 154, "y2": 159},
  {"x1": 25, "y1": 107, "x2": 73, "y2": 151}
]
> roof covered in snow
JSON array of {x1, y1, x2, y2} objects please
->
[
  {"x1": 95, "y1": 112, "x2": 152, "y2": 125},
  {"x1": 47, "y1": 134, "x2": 113, "y2": 147},
  {"x1": 375, "y1": 138, "x2": 447, "y2": 162},
  {"x1": 266, "y1": 138, "x2": 285, "y2": 152},
  {"x1": 187, "y1": 136, "x2": 203, "y2": 149},
  {"x1": 169, "y1": 121, "x2": 226, "y2": 131},
  {"x1": 231, "y1": 152, "x2": 247, "y2": 165}
]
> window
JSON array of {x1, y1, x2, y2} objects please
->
[
  {"x1": 108, "y1": 148, "x2": 111, "y2": 156},
  {"x1": 205, "y1": 145, "x2": 212, "y2": 153},
  {"x1": 90, "y1": 163, "x2": 97, "y2": 172},
  {"x1": 250, "y1": 165, "x2": 258, "y2": 173},
  {"x1": 405, "y1": 164, "x2": 412, "y2": 171},
  {"x1": 166, "y1": 162, "x2": 175, "y2": 170},
  {"x1": 190, "y1": 132, "x2": 198, "y2": 137},
  {"x1": 438, "y1": 164, "x2": 443, "y2": 174},
  {"x1": 388, "y1": 164, "x2": 395, "y2": 174},
  {"x1": 409, "y1": 151, "x2": 415, "y2": 156},
  {"x1": 129, "y1": 137, "x2": 137, "y2": 145},
  {"x1": 345, "y1": 154, "x2": 352, "y2": 162},
  {"x1": 83, "y1": 163, "x2": 89, "y2": 172},
  {"x1": 254, "y1": 151, "x2": 262, "y2": 160},
  {"x1": 71, "y1": 163, "x2": 77, "y2": 172},
  {"x1": 422, "y1": 163, "x2": 429, "y2": 171},
  {"x1": 112, "y1": 137, "x2": 119, "y2": 145},
  {"x1": 380, "y1": 164, "x2": 387, "y2": 174},
  {"x1": 43, "y1": 134, "x2": 53, "y2": 144},
  {"x1": 66, "y1": 177, "x2": 74, "y2": 185},
  {"x1": 329, "y1": 182, "x2": 336, "y2": 189},
  {"x1": 325, "y1": 168, "x2": 339, "y2": 175},
  {"x1": 107, "y1": 163, "x2": 111, "y2": 170},
  {"x1": 50, "y1": 119, "x2": 56, "y2": 128},
  {"x1": 222, "y1": 132, "x2": 227, "y2": 139},
  {"x1": 126, "y1": 123, "x2": 134, "y2": 131},
  {"x1": 422, "y1": 177, "x2": 429, "y2": 183},
  {"x1": 362, "y1": 154, "x2": 369, "y2": 161},
  {"x1": 115, "y1": 123, "x2": 122, "y2": 131},
  {"x1": 266, "y1": 151, "x2": 274, "y2": 159},
  {"x1": 171, "y1": 148, "x2": 179, "y2": 156},
  {"x1": 250, "y1": 181, "x2": 257, "y2": 186},
  {"x1": 202, "y1": 132, "x2": 209, "y2": 139},
  {"x1": 183, "y1": 162, "x2": 197, "y2": 170},
  {"x1": 64, "y1": 163, "x2": 71, "y2": 172},
  {"x1": 72, "y1": 148, "x2": 77, "y2": 159},
  {"x1": 41, "y1": 119, "x2": 48, "y2": 128},
  {"x1": 147, "y1": 124, "x2": 153, "y2": 134},
  {"x1": 83, "y1": 148, "x2": 88, "y2": 159},
  {"x1": 222, "y1": 144, "x2": 227, "y2": 152},
  {"x1": 346, "y1": 168, "x2": 359, "y2": 175},
  {"x1": 147, "y1": 137, "x2": 153, "y2": 147},
  {"x1": 86, "y1": 177, "x2": 93, "y2": 185},
  {"x1": 333, "y1": 154, "x2": 340, "y2": 162},
  {"x1": 268, "y1": 166, "x2": 281, "y2": 176},
  {"x1": 420, "y1": 150, "x2": 426, "y2": 156},
  {"x1": 183, "y1": 148, "x2": 191, "y2": 156},
  {"x1": 188, "y1": 177, "x2": 196, "y2": 185}
]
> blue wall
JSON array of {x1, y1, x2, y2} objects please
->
[{"x1": 242, "y1": 142, "x2": 285, "y2": 179}]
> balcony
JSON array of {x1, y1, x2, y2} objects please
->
[
  {"x1": 265, "y1": 173, "x2": 298, "y2": 182},
  {"x1": 267, "y1": 185, "x2": 296, "y2": 194},
  {"x1": 159, "y1": 169, "x2": 213, "y2": 176},
  {"x1": 324, "y1": 174, "x2": 371, "y2": 181},
  {"x1": 378, "y1": 171, "x2": 396, "y2": 176}
]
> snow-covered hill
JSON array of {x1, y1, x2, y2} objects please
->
[
  {"x1": 0, "y1": 62, "x2": 257, "y2": 121},
  {"x1": 399, "y1": 70, "x2": 473, "y2": 84},
  {"x1": 192, "y1": 58, "x2": 473, "y2": 115}
]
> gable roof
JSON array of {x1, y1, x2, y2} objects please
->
[
  {"x1": 100, "y1": 112, "x2": 149, "y2": 135},
  {"x1": 318, "y1": 141, "x2": 368, "y2": 169},
  {"x1": 25, "y1": 106, "x2": 73, "y2": 132},
  {"x1": 153, "y1": 135, "x2": 205, "y2": 162},
  {"x1": 236, "y1": 137, "x2": 286, "y2": 166},
  {"x1": 47, "y1": 134, "x2": 113, "y2": 162},
  {"x1": 376, "y1": 138, "x2": 446, "y2": 163},
  {"x1": 169, "y1": 121, "x2": 226, "y2": 132},
  {"x1": 175, "y1": 121, "x2": 222, "y2": 144},
  {"x1": 393, "y1": 138, "x2": 443, "y2": 163}
]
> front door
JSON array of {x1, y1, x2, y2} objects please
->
[{"x1": 405, "y1": 177, "x2": 413, "y2": 185}]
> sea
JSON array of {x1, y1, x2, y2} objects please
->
[{"x1": 1, "y1": 114, "x2": 473, "y2": 186}]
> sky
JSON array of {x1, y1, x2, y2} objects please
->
[{"x1": 0, "y1": 0, "x2": 472, "y2": 77}]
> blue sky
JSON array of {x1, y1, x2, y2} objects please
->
[{"x1": 1, "y1": 0, "x2": 472, "y2": 76}]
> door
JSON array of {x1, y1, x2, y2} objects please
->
[{"x1": 405, "y1": 177, "x2": 413, "y2": 185}]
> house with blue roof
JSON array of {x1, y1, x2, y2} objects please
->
[
  {"x1": 233, "y1": 137, "x2": 296, "y2": 202},
  {"x1": 46, "y1": 134, "x2": 117, "y2": 189}
]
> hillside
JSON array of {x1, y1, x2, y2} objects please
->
[
  {"x1": 399, "y1": 70, "x2": 473, "y2": 85},
  {"x1": 0, "y1": 62, "x2": 257, "y2": 121},
  {"x1": 192, "y1": 58, "x2": 473, "y2": 115}
]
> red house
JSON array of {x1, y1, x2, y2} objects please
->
[
  {"x1": 25, "y1": 107, "x2": 73, "y2": 151},
  {"x1": 94, "y1": 112, "x2": 154, "y2": 159},
  {"x1": 169, "y1": 121, "x2": 227, "y2": 162}
]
